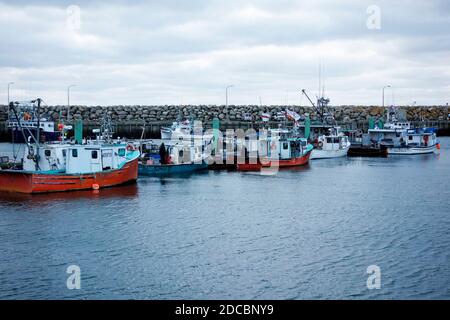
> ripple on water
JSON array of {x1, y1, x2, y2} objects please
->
[{"x1": 0, "y1": 140, "x2": 450, "y2": 299}]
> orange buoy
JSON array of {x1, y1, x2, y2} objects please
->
[
  {"x1": 92, "y1": 184, "x2": 100, "y2": 190},
  {"x1": 436, "y1": 143, "x2": 441, "y2": 150}
]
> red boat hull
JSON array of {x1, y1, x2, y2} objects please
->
[
  {"x1": 237, "y1": 151, "x2": 311, "y2": 171},
  {"x1": 0, "y1": 159, "x2": 138, "y2": 194}
]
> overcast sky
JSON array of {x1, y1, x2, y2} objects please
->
[{"x1": 1, "y1": 0, "x2": 449, "y2": 106}]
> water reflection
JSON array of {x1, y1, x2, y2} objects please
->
[{"x1": 0, "y1": 182, "x2": 138, "y2": 207}]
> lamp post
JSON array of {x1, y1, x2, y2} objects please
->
[
  {"x1": 382, "y1": 85, "x2": 391, "y2": 108},
  {"x1": 7, "y1": 82, "x2": 14, "y2": 105},
  {"x1": 382, "y1": 85, "x2": 391, "y2": 122},
  {"x1": 67, "y1": 85, "x2": 76, "y2": 123},
  {"x1": 225, "y1": 85, "x2": 234, "y2": 108},
  {"x1": 225, "y1": 85, "x2": 234, "y2": 122}
]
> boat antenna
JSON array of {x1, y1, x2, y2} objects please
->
[
  {"x1": 318, "y1": 59, "x2": 322, "y2": 99},
  {"x1": 32, "y1": 98, "x2": 42, "y2": 171}
]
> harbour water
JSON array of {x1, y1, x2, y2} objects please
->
[{"x1": 0, "y1": 138, "x2": 449, "y2": 299}]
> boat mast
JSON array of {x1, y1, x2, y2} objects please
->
[
  {"x1": 34, "y1": 98, "x2": 42, "y2": 171},
  {"x1": 9, "y1": 101, "x2": 31, "y2": 147}
]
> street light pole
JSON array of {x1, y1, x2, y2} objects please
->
[
  {"x1": 225, "y1": 85, "x2": 234, "y2": 108},
  {"x1": 382, "y1": 85, "x2": 391, "y2": 122},
  {"x1": 382, "y1": 85, "x2": 391, "y2": 108},
  {"x1": 67, "y1": 85, "x2": 76, "y2": 123},
  {"x1": 7, "y1": 82, "x2": 14, "y2": 105},
  {"x1": 225, "y1": 85, "x2": 234, "y2": 122}
]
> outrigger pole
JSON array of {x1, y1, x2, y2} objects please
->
[
  {"x1": 301, "y1": 89, "x2": 323, "y2": 120},
  {"x1": 9, "y1": 99, "x2": 42, "y2": 170}
]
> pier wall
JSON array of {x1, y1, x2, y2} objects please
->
[{"x1": 1, "y1": 105, "x2": 449, "y2": 140}]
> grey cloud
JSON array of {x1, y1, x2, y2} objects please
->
[{"x1": 0, "y1": 0, "x2": 449, "y2": 106}]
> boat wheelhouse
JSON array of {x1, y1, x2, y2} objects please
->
[
  {"x1": 161, "y1": 120, "x2": 193, "y2": 140},
  {"x1": 310, "y1": 131, "x2": 351, "y2": 159},
  {"x1": 139, "y1": 140, "x2": 208, "y2": 176}
]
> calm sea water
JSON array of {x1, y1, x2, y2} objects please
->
[{"x1": 0, "y1": 139, "x2": 449, "y2": 300}]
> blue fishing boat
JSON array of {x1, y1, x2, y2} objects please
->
[
  {"x1": 138, "y1": 141, "x2": 208, "y2": 176},
  {"x1": 138, "y1": 161, "x2": 208, "y2": 176}
]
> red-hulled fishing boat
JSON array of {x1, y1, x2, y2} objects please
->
[
  {"x1": 237, "y1": 136, "x2": 313, "y2": 171},
  {"x1": 0, "y1": 99, "x2": 140, "y2": 193}
]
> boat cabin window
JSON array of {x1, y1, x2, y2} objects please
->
[
  {"x1": 179, "y1": 150, "x2": 184, "y2": 158},
  {"x1": 118, "y1": 148, "x2": 126, "y2": 157},
  {"x1": 283, "y1": 142, "x2": 289, "y2": 150},
  {"x1": 44, "y1": 149, "x2": 51, "y2": 157},
  {"x1": 327, "y1": 137, "x2": 332, "y2": 144},
  {"x1": 409, "y1": 136, "x2": 413, "y2": 140},
  {"x1": 62, "y1": 150, "x2": 67, "y2": 157},
  {"x1": 72, "y1": 149, "x2": 78, "y2": 157},
  {"x1": 91, "y1": 151, "x2": 98, "y2": 159}
]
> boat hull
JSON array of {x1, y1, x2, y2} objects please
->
[
  {"x1": 348, "y1": 145, "x2": 388, "y2": 157},
  {"x1": 387, "y1": 144, "x2": 437, "y2": 155},
  {"x1": 310, "y1": 146, "x2": 350, "y2": 160},
  {"x1": 0, "y1": 159, "x2": 138, "y2": 194},
  {"x1": 139, "y1": 162, "x2": 208, "y2": 176},
  {"x1": 237, "y1": 150, "x2": 311, "y2": 171}
]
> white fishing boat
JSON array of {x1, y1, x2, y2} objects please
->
[
  {"x1": 368, "y1": 108, "x2": 439, "y2": 155},
  {"x1": 160, "y1": 119, "x2": 192, "y2": 140},
  {"x1": 161, "y1": 118, "x2": 214, "y2": 148},
  {"x1": 386, "y1": 129, "x2": 438, "y2": 155},
  {"x1": 310, "y1": 128, "x2": 351, "y2": 159}
]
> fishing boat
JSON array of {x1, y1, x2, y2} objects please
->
[
  {"x1": 139, "y1": 141, "x2": 207, "y2": 176},
  {"x1": 0, "y1": 99, "x2": 140, "y2": 194},
  {"x1": 310, "y1": 128, "x2": 351, "y2": 159},
  {"x1": 345, "y1": 128, "x2": 388, "y2": 158},
  {"x1": 161, "y1": 119, "x2": 193, "y2": 140},
  {"x1": 8, "y1": 100, "x2": 60, "y2": 143},
  {"x1": 347, "y1": 143, "x2": 388, "y2": 157},
  {"x1": 368, "y1": 108, "x2": 439, "y2": 155},
  {"x1": 299, "y1": 90, "x2": 351, "y2": 159},
  {"x1": 237, "y1": 129, "x2": 313, "y2": 171}
]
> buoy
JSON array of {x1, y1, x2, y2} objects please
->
[
  {"x1": 92, "y1": 184, "x2": 100, "y2": 190},
  {"x1": 436, "y1": 143, "x2": 441, "y2": 150}
]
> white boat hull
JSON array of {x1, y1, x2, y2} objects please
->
[
  {"x1": 310, "y1": 145, "x2": 350, "y2": 159},
  {"x1": 387, "y1": 145, "x2": 437, "y2": 155}
]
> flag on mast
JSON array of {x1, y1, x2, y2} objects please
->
[
  {"x1": 285, "y1": 109, "x2": 301, "y2": 121},
  {"x1": 261, "y1": 113, "x2": 271, "y2": 122}
]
